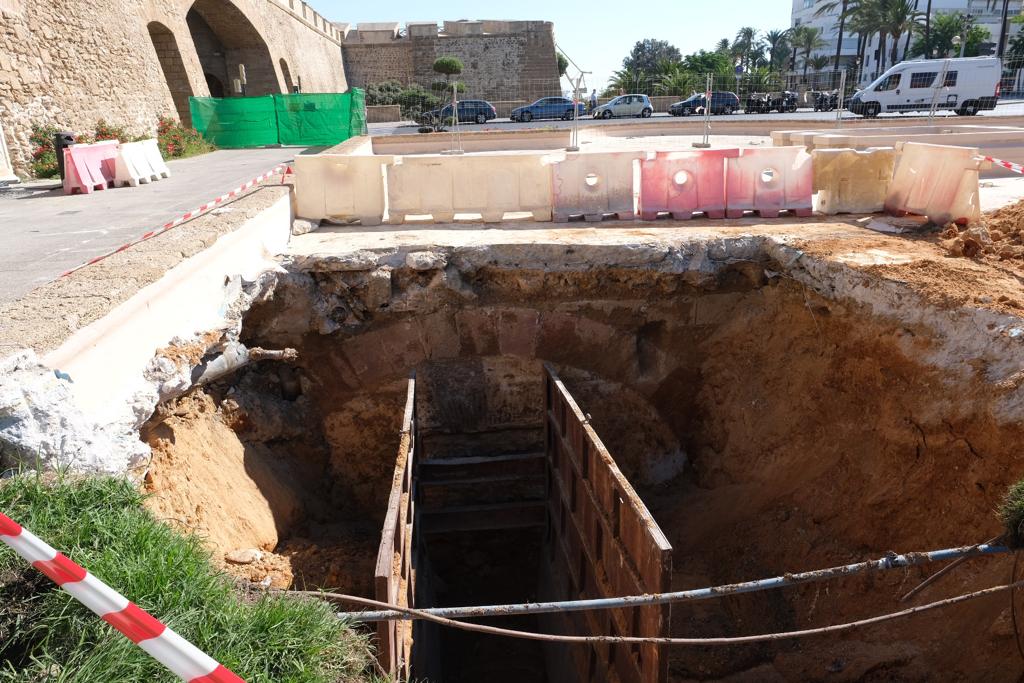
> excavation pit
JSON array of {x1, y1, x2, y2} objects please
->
[{"x1": 137, "y1": 220, "x2": 1024, "y2": 682}]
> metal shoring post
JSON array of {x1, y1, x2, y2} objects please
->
[
  {"x1": 835, "y1": 69, "x2": 847, "y2": 128},
  {"x1": 693, "y1": 73, "x2": 713, "y2": 148}
]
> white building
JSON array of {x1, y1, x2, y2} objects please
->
[{"x1": 791, "y1": 0, "x2": 1022, "y2": 81}]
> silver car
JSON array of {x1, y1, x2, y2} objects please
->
[{"x1": 592, "y1": 94, "x2": 653, "y2": 119}]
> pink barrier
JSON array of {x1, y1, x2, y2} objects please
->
[
  {"x1": 63, "y1": 141, "x2": 118, "y2": 195},
  {"x1": 639, "y1": 149, "x2": 738, "y2": 220},
  {"x1": 725, "y1": 147, "x2": 813, "y2": 218}
]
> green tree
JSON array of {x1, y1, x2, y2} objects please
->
[
  {"x1": 622, "y1": 39, "x2": 682, "y2": 82},
  {"x1": 733, "y1": 27, "x2": 759, "y2": 71},
  {"x1": 556, "y1": 52, "x2": 569, "y2": 78},
  {"x1": 432, "y1": 56, "x2": 464, "y2": 84},
  {"x1": 764, "y1": 29, "x2": 792, "y2": 70},
  {"x1": 815, "y1": 0, "x2": 852, "y2": 69},
  {"x1": 792, "y1": 25, "x2": 827, "y2": 77},
  {"x1": 909, "y1": 12, "x2": 990, "y2": 58}
]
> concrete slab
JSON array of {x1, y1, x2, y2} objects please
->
[{"x1": 0, "y1": 148, "x2": 295, "y2": 304}]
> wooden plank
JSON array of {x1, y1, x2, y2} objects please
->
[{"x1": 419, "y1": 501, "x2": 547, "y2": 533}]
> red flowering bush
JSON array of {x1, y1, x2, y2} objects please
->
[
  {"x1": 157, "y1": 116, "x2": 214, "y2": 159},
  {"x1": 28, "y1": 125, "x2": 59, "y2": 178}
]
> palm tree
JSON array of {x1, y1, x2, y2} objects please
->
[
  {"x1": 715, "y1": 38, "x2": 731, "y2": 54},
  {"x1": 988, "y1": 0, "x2": 1012, "y2": 57},
  {"x1": 734, "y1": 27, "x2": 759, "y2": 71},
  {"x1": 809, "y1": 55, "x2": 833, "y2": 71},
  {"x1": 880, "y1": 0, "x2": 925, "y2": 64},
  {"x1": 815, "y1": 0, "x2": 851, "y2": 69},
  {"x1": 764, "y1": 29, "x2": 792, "y2": 71},
  {"x1": 793, "y1": 26, "x2": 828, "y2": 78},
  {"x1": 924, "y1": 0, "x2": 933, "y2": 51}
]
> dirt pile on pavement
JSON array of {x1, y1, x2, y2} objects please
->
[{"x1": 940, "y1": 199, "x2": 1024, "y2": 263}]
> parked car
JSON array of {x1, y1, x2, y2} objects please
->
[
  {"x1": 422, "y1": 100, "x2": 497, "y2": 125},
  {"x1": 847, "y1": 56, "x2": 1000, "y2": 118},
  {"x1": 668, "y1": 91, "x2": 740, "y2": 116},
  {"x1": 592, "y1": 94, "x2": 654, "y2": 119},
  {"x1": 510, "y1": 97, "x2": 586, "y2": 122}
]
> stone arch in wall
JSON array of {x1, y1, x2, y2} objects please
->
[
  {"x1": 185, "y1": 0, "x2": 279, "y2": 97},
  {"x1": 147, "y1": 22, "x2": 194, "y2": 125},
  {"x1": 280, "y1": 58, "x2": 295, "y2": 93}
]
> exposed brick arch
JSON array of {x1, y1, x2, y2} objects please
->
[{"x1": 186, "y1": 0, "x2": 279, "y2": 96}]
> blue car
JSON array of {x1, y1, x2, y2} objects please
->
[{"x1": 511, "y1": 97, "x2": 586, "y2": 122}]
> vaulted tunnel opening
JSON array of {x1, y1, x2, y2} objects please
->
[
  {"x1": 143, "y1": 249, "x2": 1024, "y2": 682},
  {"x1": 186, "y1": 0, "x2": 278, "y2": 97},
  {"x1": 147, "y1": 21, "x2": 194, "y2": 125}
]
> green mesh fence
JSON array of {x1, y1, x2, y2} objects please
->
[
  {"x1": 188, "y1": 96, "x2": 278, "y2": 149},
  {"x1": 190, "y1": 90, "x2": 368, "y2": 148}
]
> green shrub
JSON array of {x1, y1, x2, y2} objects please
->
[
  {"x1": 28, "y1": 124, "x2": 60, "y2": 178},
  {"x1": 999, "y1": 479, "x2": 1024, "y2": 548},
  {"x1": 157, "y1": 116, "x2": 216, "y2": 160},
  {"x1": 0, "y1": 474, "x2": 374, "y2": 682}
]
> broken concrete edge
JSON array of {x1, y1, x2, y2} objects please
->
[
  {"x1": 285, "y1": 236, "x2": 1024, "y2": 417},
  {"x1": 0, "y1": 193, "x2": 293, "y2": 475}
]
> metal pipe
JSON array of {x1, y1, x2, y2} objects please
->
[{"x1": 339, "y1": 543, "x2": 1009, "y2": 623}]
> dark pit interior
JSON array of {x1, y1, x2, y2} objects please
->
[{"x1": 148, "y1": 253, "x2": 1024, "y2": 682}]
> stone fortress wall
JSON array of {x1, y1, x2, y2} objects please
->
[
  {"x1": 0, "y1": 0, "x2": 347, "y2": 174},
  {"x1": 340, "y1": 20, "x2": 563, "y2": 104}
]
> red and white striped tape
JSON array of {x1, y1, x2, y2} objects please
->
[
  {"x1": 59, "y1": 163, "x2": 292, "y2": 278},
  {"x1": 0, "y1": 511, "x2": 244, "y2": 682},
  {"x1": 980, "y1": 155, "x2": 1024, "y2": 175}
]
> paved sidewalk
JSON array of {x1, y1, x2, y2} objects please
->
[{"x1": 0, "y1": 148, "x2": 295, "y2": 304}]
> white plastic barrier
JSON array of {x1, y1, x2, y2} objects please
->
[
  {"x1": 141, "y1": 139, "x2": 171, "y2": 179},
  {"x1": 551, "y1": 151, "x2": 642, "y2": 222},
  {"x1": 113, "y1": 141, "x2": 160, "y2": 187},
  {"x1": 725, "y1": 147, "x2": 813, "y2": 218},
  {"x1": 0, "y1": 120, "x2": 16, "y2": 182},
  {"x1": 813, "y1": 147, "x2": 896, "y2": 215},
  {"x1": 387, "y1": 153, "x2": 552, "y2": 224},
  {"x1": 884, "y1": 142, "x2": 990, "y2": 225},
  {"x1": 294, "y1": 153, "x2": 392, "y2": 225}
]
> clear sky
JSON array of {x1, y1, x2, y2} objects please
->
[{"x1": 314, "y1": 0, "x2": 793, "y2": 91}]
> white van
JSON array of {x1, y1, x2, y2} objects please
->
[{"x1": 848, "y1": 56, "x2": 1001, "y2": 118}]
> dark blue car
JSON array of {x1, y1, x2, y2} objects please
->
[{"x1": 510, "y1": 97, "x2": 586, "y2": 122}]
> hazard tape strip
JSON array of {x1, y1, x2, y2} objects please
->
[
  {"x1": 980, "y1": 155, "x2": 1024, "y2": 175},
  {"x1": 59, "y1": 163, "x2": 292, "y2": 278},
  {"x1": 0, "y1": 511, "x2": 245, "y2": 682}
]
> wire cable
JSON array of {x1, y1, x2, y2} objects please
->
[{"x1": 290, "y1": 579, "x2": 1024, "y2": 646}]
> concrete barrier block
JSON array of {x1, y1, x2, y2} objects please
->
[
  {"x1": 387, "y1": 154, "x2": 552, "y2": 224},
  {"x1": 813, "y1": 147, "x2": 896, "y2": 215},
  {"x1": 63, "y1": 141, "x2": 118, "y2": 195},
  {"x1": 884, "y1": 142, "x2": 989, "y2": 225},
  {"x1": 725, "y1": 146, "x2": 813, "y2": 218},
  {"x1": 113, "y1": 141, "x2": 160, "y2": 187},
  {"x1": 551, "y1": 151, "x2": 642, "y2": 222},
  {"x1": 141, "y1": 139, "x2": 171, "y2": 179},
  {"x1": 639, "y1": 149, "x2": 738, "y2": 220},
  {"x1": 294, "y1": 153, "x2": 391, "y2": 226}
]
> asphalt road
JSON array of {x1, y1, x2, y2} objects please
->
[
  {"x1": 0, "y1": 148, "x2": 295, "y2": 304},
  {"x1": 369, "y1": 99, "x2": 1024, "y2": 135}
]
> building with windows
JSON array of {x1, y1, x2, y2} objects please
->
[{"x1": 791, "y1": 0, "x2": 1021, "y2": 82}]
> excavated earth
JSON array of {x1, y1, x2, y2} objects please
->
[{"x1": 134, "y1": 209, "x2": 1024, "y2": 682}]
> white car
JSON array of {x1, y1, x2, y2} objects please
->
[
  {"x1": 592, "y1": 94, "x2": 654, "y2": 119},
  {"x1": 848, "y1": 56, "x2": 1000, "y2": 118}
]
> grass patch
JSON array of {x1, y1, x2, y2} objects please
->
[
  {"x1": 0, "y1": 475, "x2": 375, "y2": 682},
  {"x1": 999, "y1": 479, "x2": 1024, "y2": 548}
]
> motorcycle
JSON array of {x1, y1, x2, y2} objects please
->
[
  {"x1": 744, "y1": 92, "x2": 772, "y2": 114},
  {"x1": 771, "y1": 90, "x2": 799, "y2": 113},
  {"x1": 813, "y1": 90, "x2": 839, "y2": 112}
]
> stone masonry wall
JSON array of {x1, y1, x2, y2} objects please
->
[
  {"x1": 0, "y1": 0, "x2": 347, "y2": 176},
  {"x1": 342, "y1": 21, "x2": 561, "y2": 104}
]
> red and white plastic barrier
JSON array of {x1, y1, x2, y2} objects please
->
[
  {"x1": 980, "y1": 155, "x2": 1024, "y2": 175},
  {"x1": 0, "y1": 511, "x2": 244, "y2": 682},
  {"x1": 59, "y1": 163, "x2": 290, "y2": 278}
]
